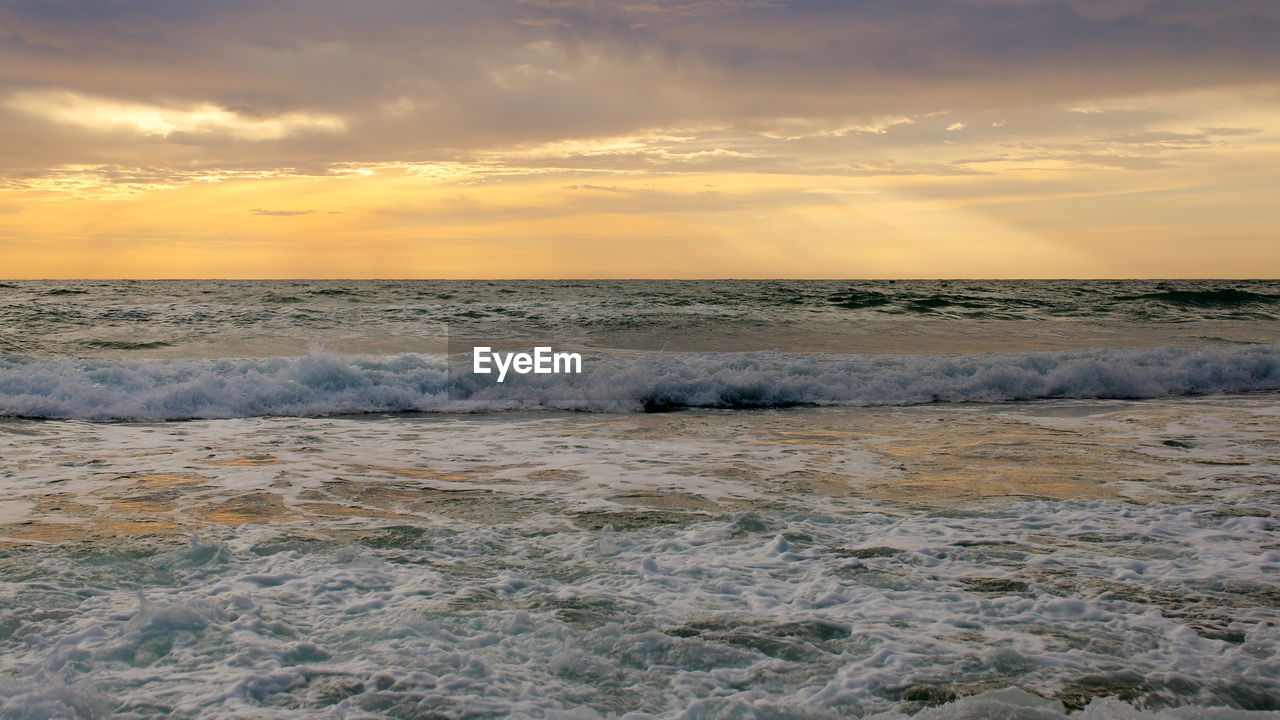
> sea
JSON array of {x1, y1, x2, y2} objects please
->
[{"x1": 0, "y1": 279, "x2": 1278, "y2": 719}]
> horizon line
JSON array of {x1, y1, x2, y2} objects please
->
[{"x1": 4, "y1": 277, "x2": 1280, "y2": 283}]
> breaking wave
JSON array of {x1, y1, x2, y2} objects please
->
[{"x1": 2, "y1": 343, "x2": 1279, "y2": 421}]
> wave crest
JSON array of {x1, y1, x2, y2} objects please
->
[{"x1": 1, "y1": 344, "x2": 1278, "y2": 421}]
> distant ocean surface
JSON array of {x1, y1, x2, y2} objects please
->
[{"x1": 1, "y1": 280, "x2": 1278, "y2": 718}]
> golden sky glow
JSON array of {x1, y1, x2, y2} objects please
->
[{"x1": 1, "y1": 1, "x2": 1278, "y2": 278}]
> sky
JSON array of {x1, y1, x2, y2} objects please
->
[{"x1": 1, "y1": 0, "x2": 1278, "y2": 279}]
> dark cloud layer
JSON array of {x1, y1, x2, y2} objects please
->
[{"x1": 1, "y1": 0, "x2": 1278, "y2": 174}]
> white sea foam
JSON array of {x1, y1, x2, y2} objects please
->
[
  {"x1": 2, "y1": 397, "x2": 1278, "y2": 717},
  {"x1": 3, "y1": 500, "x2": 1278, "y2": 718},
  {"x1": 2, "y1": 343, "x2": 1279, "y2": 420}
]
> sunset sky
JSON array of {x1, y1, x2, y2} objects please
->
[{"x1": 1, "y1": 0, "x2": 1278, "y2": 278}]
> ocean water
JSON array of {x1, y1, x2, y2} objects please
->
[{"x1": 1, "y1": 280, "x2": 1279, "y2": 719}]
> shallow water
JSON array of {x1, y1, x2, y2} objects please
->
[
  {"x1": 3, "y1": 279, "x2": 1278, "y2": 717},
  {"x1": 2, "y1": 396, "x2": 1278, "y2": 718}
]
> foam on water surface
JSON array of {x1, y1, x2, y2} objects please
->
[{"x1": 1, "y1": 396, "x2": 1278, "y2": 718}]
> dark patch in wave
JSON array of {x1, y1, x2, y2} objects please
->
[
  {"x1": 83, "y1": 340, "x2": 173, "y2": 350},
  {"x1": 1116, "y1": 289, "x2": 1280, "y2": 307},
  {"x1": 827, "y1": 290, "x2": 893, "y2": 309},
  {"x1": 828, "y1": 290, "x2": 1053, "y2": 314},
  {"x1": 310, "y1": 288, "x2": 363, "y2": 297}
]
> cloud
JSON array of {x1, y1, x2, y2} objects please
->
[
  {"x1": 0, "y1": 1, "x2": 1276, "y2": 164},
  {"x1": 1061, "y1": 0, "x2": 1280, "y2": 26},
  {"x1": 0, "y1": 0, "x2": 1277, "y2": 197},
  {"x1": 6, "y1": 90, "x2": 345, "y2": 141},
  {"x1": 564, "y1": 184, "x2": 626, "y2": 192},
  {"x1": 754, "y1": 115, "x2": 917, "y2": 140},
  {"x1": 1197, "y1": 126, "x2": 1262, "y2": 137},
  {"x1": 249, "y1": 208, "x2": 313, "y2": 216}
]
